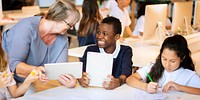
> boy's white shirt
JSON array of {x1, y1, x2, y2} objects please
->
[
  {"x1": 99, "y1": 44, "x2": 121, "y2": 58},
  {"x1": 109, "y1": 5, "x2": 131, "y2": 35}
]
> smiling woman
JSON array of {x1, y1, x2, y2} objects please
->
[{"x1": 1, "y1": 0, "x2": 80, "y2": 89}]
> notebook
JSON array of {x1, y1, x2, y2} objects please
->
[
  {"x1": 44, "y1": 62, "x2": 83, "y2": 80},
  {"x1": 86, "y1": 52, "x2": 113, "y2": 87}
]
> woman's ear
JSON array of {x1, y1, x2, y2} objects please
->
[{"x1": 114, "y1": 34, "x2": 120, "y2": 41}]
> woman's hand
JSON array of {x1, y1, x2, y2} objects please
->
[
  {"x1": 23, "y1": 69, "x2": 39, "y2": 84},
  {"x1": 103, "y1": 75, "x2": 120, "y2": 90},
  {"x1": 35, "y1": 66, "x2": 48, "y2": 83},
  {"x1": 162, "y1": 81, "x2": 180, "y2": 92},
  {"x1": 78, "y1": 72, "x2": 90, "y2": 88},
  {"x1": 58, "y1": 74, "x2": 77, "y2": 88},
  {"x1": 146, "y1": 82, "x2": 158, "y2": 94},
  {"x1": 0, "y1": 71, "x2": 13, "y2": 88}
]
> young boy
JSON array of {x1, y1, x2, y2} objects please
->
[{"x1": 78, "y1": 16, "x2": 133, "y2": 90}]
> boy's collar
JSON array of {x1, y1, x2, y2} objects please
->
[{"x1": 99, "y1": 44, "x2": 120, "y2": 58}]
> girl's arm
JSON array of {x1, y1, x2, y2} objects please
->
[
  {"x1": 163, "y1": 81, "x2": 200, "y2": 95},
  {"x1": 7, "y1": 70, "x2": 39, "y2": 98},
  {"x1": 179, "y1": 85, "x2": 200, "y2": 95},
  {"x1": 126, "y1": 72, "x2": 148, "y2": 91},
  {"x1": 126, "y1": 72, "x2": 159, "y2": 94},
  {"x1": 7, "y1": 82, "x2": 31, "y2": 98}
]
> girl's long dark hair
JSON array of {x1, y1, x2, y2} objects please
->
[
  {"x1": 77, "y1": 0, "x2": 102, "y2": 36},
  {"x1": 146, "y1": 35, "x2": 194, "y2": 83}
]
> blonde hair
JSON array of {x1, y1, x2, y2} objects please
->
[
  {"x1": 45, "y1": 0, "x2": 80, "y2": 24},
  {"x1": 0, "y1": 45, "x2": 7, "y2": 72}
]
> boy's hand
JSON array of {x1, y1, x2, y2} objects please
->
[
  {"x1": 103, "y1": 75, "x2": 120, "y2": 90},
  {"x1": 78, "y1": 72, "x2": 90, "y2": 88}
]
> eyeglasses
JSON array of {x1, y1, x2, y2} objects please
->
[{"x1": 63, "y1": 20, "x2": 73, "y2": 29}]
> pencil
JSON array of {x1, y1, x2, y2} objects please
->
[{"x1": 146, "y1": 72, "x2": 153, "y2": 82}]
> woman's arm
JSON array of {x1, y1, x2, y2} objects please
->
[
  {"x1": 125, "y1": 26, "x2": 139, "y2": 38},
  {"x1": 16, "y1": 62, "x2": 45, "y2": 78},
  {"x1": 16, "y1": 63, "x2": 47, "y2": 82},
  {"x1": 16, "y1": 62, "x2": 38, "y2": 77}
]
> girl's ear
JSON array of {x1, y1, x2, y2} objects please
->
[{"x1": 115, "y1": 34, "x2": 120, "y2": 41}]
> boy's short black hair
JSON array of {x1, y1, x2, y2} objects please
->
[{"x1": 101, "y1": 16, "x2": 122, "y2": 35}]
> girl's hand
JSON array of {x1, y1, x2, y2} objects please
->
[
  {"x1": 78, "y1": 72, "x2": 90, "y2": 88},
  {"x1": 24, "y1": 69, "x2": 39, "y2": 84},
  {"x1": 0, "y1": 71, "x2": 13, "y2": 88},
  {"x1": 58, "y1": 74, "x2": 77, "y2": 88},
  {"x1": 146, "y1": 82, "x2": 158, "y2": 94},
  {"x1": 162, "y1": 81, "x2": 180, "y2": 92},
  {"x1": 103, "y1": 75, "x2": 120, "y2": 90}
]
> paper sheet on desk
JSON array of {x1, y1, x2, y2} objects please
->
[
  {"x1": 86, "y1": 52, "x2": 113, "y2": 87},
  {"x1": 132, "y1": 88, "x2": 167, "y2": 100}
]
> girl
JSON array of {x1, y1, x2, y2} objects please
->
[
  {"x1": 126, "y1": 35, "x2": 200, "y2": 94},
  {"x1": 0, "y1": 45, "x2": 39, "y2": 99},
  {"x1": 77, "y1": 0, "x2": 102, "y2": 46}
]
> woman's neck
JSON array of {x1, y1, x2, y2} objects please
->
[{"x1": 39, "y1": 18, "x2": 57, "y2": 45}]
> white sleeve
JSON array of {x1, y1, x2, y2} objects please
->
[
  {"x1": 137, "y1": 16, "x2": 145, "y2": 33},
  {"x1": 186, "y1": 73, "x2": 200, "y2": 88},
  {"x1": 6, "y1": 67, "x2": 16, "y2": 86},
  {"x1": 136, "y1": 63, "x2": 153, "y2": 81},
  {"x1": 132, "y1": 16, "x2": 145, "y2": 36},
  {"x1": 124, "y1": 9, "x2": 131, "y2": 26}
]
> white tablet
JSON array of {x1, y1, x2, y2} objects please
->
[
  {"x1": 44, "y1": 62, "x2": 83, "y2": 80},
  {"x1": 86, "y1": 52, "x2": 113, "y2": 87}
]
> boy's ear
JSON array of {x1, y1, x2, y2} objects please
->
[{"x1": 115, "y1": 34, "x2": 120, "y2": 40}]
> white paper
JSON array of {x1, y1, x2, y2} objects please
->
[
  {"x1": 44, "y1": 62, "x2": 83, "y2": 80},
  {"x1": 86, "y1": 52, "x2": 113, "y2": 87},
  {"x1": 132, "y1": 88, "x2": 167, "y2": 100}
]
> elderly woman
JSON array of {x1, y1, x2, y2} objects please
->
[{"x1": 2, "y1": 0, "x2": 80, "y2": 87}]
